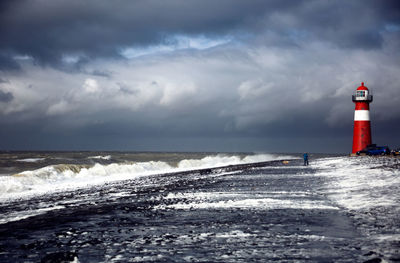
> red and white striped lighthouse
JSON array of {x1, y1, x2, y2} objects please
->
[{"x1": 352, "y1": 82, "x2": 373, "y2": 153}]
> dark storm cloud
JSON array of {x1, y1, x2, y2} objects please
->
[
  {"x1": 0, "y1": 0, "x2": 282, "y2": 67},
  {"x1": 1, "y1": 0, "x2": 399, "y2": 68},
  {"x1": 0, "y1": 90, "x2": 13, "y2": 102},
  {"x1": 0, "y1": 53, "x2": 20, "y2": 71},
  {"x1": 282, "y1": 0, "x2": 399, "y2": 49}
]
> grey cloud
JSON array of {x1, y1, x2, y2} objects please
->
[
  {"x1": 116, "y1": 83, "x2": 138, "y2": 95},
  {"x1": 91, "y1": 70, "x2": 112, "y2": 78},
  {"x1": 0, "y1": 89, "x2": 13, "y2": 102}
]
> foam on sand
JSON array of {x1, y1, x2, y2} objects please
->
[
  {"x1": 313, "y1": 156, "x2": 400, "y2": 210},
  {"x1": 156, "y1": 196, "x2": 338, "y2": 210},
  {"x1": 0, "y1": 206, "x2": 65, "y2": 224}
]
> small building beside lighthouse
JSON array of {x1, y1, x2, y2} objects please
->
[{"x1": 352, "y1": 82, "x2": 373, "y2": 153}]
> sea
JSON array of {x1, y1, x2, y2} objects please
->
[{"x1": 0, "y1": 151, "x2": 399, "y2": 262}]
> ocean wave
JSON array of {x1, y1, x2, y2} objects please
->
[
  {"x1": 16, "y1": 158, "x2": 46, "y2": 162},
  {"x1": 0, "y1": 154, "x2": 293, "y2": 200},
  {"x1": 88, "y1": 155, "x2": 112, "y2": 160}
]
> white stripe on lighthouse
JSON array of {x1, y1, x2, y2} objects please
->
[{"x1": 354, "y1": 110, "x2": 370, "y2": 121}]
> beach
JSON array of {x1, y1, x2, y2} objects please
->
[{"x1": 0, "y1": 152, "x2": 399, "y2": 262}]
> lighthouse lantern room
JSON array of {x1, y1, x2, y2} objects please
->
[{"x1": 352, "y1": 82, "x2": 373, "y2": 153}]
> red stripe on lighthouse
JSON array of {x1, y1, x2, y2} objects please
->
[
  {"x1": 355, "y1": 102, "x2": 370, "y2": 111},
  {"x1": 352, "y1": 120, "x2": 371, "y2": 153}
]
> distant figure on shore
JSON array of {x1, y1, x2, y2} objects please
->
[{"x1": 303, "y1": 153, "x2": 309, "y2": 166}]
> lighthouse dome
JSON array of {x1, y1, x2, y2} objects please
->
[
  {"x1": 352, "y1": 82, "x2": 373, "y2": 102},
  {"x1": 357, "y1": 82, "x2": 369, "y2": 91}
]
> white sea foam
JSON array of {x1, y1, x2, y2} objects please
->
[
  {"x1": 156, "y1": 191, "x2": 338, "y2": 210},
  {"x1": 156, "y1": 198, "x2": 338, "y2": 210},
  {"x1": 0, "y1": 205, "x2": 65, "y2": 224},
  {"x1": 0, "y1": 161, "x2": 172, "y2": 200},
  {"x1": 16, "y1": 158, "x2": 46, "y2": 162},
  {"x1": 374, "y1": 234, "x2": 400, "y2": 242},
  {"x1": 89, "y1": 155, "x2": 112, "y2": 160},
  {"x1": 215, "y1": 230, "x2": 253, "y2": 238},
  {"x1": 0, "y1": 154, "x2": 293, "y2": 201},
  {"x1": 177, "y1": 154, "x2": 295, "y2": 169},
  {"x1": 163, "y1": 191, "x2": 313, "y2": 200},
  {"x1": 312, "y1": 157, "x2": 400, "y2": 210}
]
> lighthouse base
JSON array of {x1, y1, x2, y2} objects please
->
[{"x1": 352, "y1": 121, "x2": 372, "y2": 154}]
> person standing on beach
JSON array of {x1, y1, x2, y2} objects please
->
[{"x1": 303, "y1": 153, "x2": 309, "y2": 166}]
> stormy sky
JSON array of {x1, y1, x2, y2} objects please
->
[{"x1": 0, "y1": 0, "x2": 399, "y2": 153}]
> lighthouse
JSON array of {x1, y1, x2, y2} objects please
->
[{"x1": 352, "y1": 82, "x2": 373, "y2": 153}]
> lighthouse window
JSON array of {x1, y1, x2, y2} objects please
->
[{"x1": 357, "y1": 91, "x2": 366, "y2": 97}]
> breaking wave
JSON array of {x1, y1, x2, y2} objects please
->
[
  {"x1": 88, "y1": 155, "x2": 112, "y2": 160},
  {"x1": 16, "y1": 158, "x2": 46, "y2": 163},
  {"x1": 0, "y1": 154, "x2": 294, "y2": 200}
]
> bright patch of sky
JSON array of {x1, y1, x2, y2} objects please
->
[
  {"x1": 62, "y1": 55, "x2": 81, "y2": 64},
  {"x1": 120, "y1": 35, "x2": 232, "y2": 59}
]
